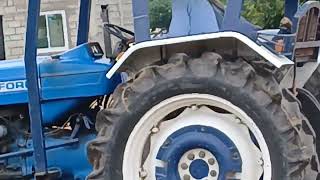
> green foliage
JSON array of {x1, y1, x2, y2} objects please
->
[
  {"x1": 242, "y1": 0, "x2": 284, "y2": 29},
  {"x1": 242, "y1": 0, "x2": 319, "y2": 28},
  {"x1": 149, "y1": 0, "x2": 172, "y2": 30}
]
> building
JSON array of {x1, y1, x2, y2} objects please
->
[{"x1": 0, "y1": 0, "x2": 133, "y2": 60}]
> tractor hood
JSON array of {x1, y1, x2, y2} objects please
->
[
  {"x1": 0, "y1": 56, "x2": 51, "y2": 82},
  {"x1": 0, "y1": 43, "x2": 122, "y2": 125},
  {"x1": 0, "y1": 43, "x2": 121, "y2": 108}
]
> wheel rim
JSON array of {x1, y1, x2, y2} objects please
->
[{"x1": 123, "y1": 94, "x2": 271, "y2": 180}]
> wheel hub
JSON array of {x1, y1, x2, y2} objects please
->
[
  {"x1": 189, "y1": 159, "x2": 209, "y2": 179},
  {"x1": 179, "y1": 149, "x2": 219, "y2": 180},
  {"x1": 155, "y1": 125, "x2": 241, "y2": 179}
]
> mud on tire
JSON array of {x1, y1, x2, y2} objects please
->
[{"x1": 87, "y1": 52, "x2": 319, "y2": 180}]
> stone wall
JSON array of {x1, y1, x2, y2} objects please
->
[
  {"x1": 0, "y1": 0, "x2": 133, "y2": 59},
  {"x1": 89, "y1": 0, "x2": 133, "y2": 52}
]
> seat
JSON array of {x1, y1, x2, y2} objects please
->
[{"x1": 167, "y1": 0, "x2": 220, "y2": 37}]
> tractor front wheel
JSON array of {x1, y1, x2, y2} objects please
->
[{"x1": 87, "y1": 53, "x2": 318, "y2": 180}]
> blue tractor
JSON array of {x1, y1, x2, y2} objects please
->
[{"x1": 1, "y1": 0, "x2": 320, "y2": 179}]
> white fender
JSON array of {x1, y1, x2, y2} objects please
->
[{"x1": 106, "y1": 31, "x2": 293, "y2": 79}]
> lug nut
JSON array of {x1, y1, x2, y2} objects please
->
[
  {"x1": 187, "y1": 153, "x2": 195, "y2": 160},
  {"x1": 151, "y1": 126, "x2": 159, "y2": 134},
  {"x1": 183, "y1": 174, "x2": 191, "y2": 180},
  {"x1": 258, "y1": 157, "x2": 264, "y2": 166},
  {"x1": 210, "y1": 170, "x2": 217, "y2": 177},
  {"x1": 180, "y1": 163, "x2": 188, "y2": 170},
  {"x1": 199, "y1": 151, "x2": 206, "y2": 158},
  {"x1": 232, "y1": 152, "x2": 240, "y2": 160},
  {"x1": 208, "y1": 158, "x2": 215, "y2": 165}
]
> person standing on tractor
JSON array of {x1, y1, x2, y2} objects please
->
[{"x1": 168, "y1": 0, "x2": 220, "y2": 37}]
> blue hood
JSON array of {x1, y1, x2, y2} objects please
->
[
  {"x1": 0, "y1": 56, "x2": 52, "y2": 82},
  {"x1": 0, "y1": 43, "x2": 122, "y2": 125}
]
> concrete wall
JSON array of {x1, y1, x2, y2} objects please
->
[{"x1": 0, "y1": 0, "x2": 133, "y2": 59}]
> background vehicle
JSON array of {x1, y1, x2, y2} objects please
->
[{"x1": 0, "y1": 0, "x2": 319, "y2": 179}]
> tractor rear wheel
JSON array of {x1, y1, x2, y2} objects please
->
[
  {"x1": 87, "y1": 52, "x2": 318, "y2": 180},
  {"x1": 305, "y1": 66, "x2": 320, "y2": 100},
  {"x1": 304, "y1": 66, "x2": 320, "y2": 161}
]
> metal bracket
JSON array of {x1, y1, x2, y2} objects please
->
[
  {"x1": 280, "y1": 62, "x2": 319, "y2": 89},
  {"x1": 0, "y1": 138, "x2": 79, "y2": 160}
]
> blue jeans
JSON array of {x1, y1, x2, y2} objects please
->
[{"x1": 167, "y1": 0, "x2": 219, "y2": 37}]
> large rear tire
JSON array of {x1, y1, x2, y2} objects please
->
[
  {"x1": 87, "y1": 53, "x2": 318, "y2": 180},
  {"x1": 305, "y1": 67, "x2": 320, "y2": 100},
  {"x1": 304, "y1": 66, "x2": 320, "y2": 163}
]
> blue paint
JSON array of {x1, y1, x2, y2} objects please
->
[
  {"x1": 156, "y1": 125, "x2": 242, "y2": 180},
  {"x1": 285, "y1": 0, "x2": 299, "y2": 22},
  {"x1": 132, "y1": 0, "x2": 150, "y2": 42},
  {"x1": 0, "y1": 44, "x2": 121, "y2": 125},
  {"x1": 77, "y1": 0, "x2": 92, "y2": 45},
  {"x1": 189, "y1": 159, "x2": 209, "y2": 179},
  {"x1": 3, "y1": 134, "x2": 95, "y2": 179},
  {"x1": 1, "y1": 43, "x2": 121, "y2": 178},
  {"x1": 3, "y1": 0, "x2": 313, "y2": 179},
  {"x1": 2, "y1": 0, "x2": 121, "y2": 177},
  {"x1": 24, "y1": 0, "x2": 47, "y2": 175}
]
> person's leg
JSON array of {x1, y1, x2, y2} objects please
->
[
  {"x1": 189, "y1": 0, "x2": 220, "y2": 35},
  {"x1": 167, "y1": 0, "x2": 190, "y2": 37}
]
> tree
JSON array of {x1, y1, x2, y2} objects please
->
[
  {"x1": 149, "y1": 0, "x2": 172, "y2": 30},
  {"x1": 242, "y1": 0, "x2": 284, "y2": 29}
]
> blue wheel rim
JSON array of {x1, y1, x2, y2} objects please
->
[{"x1": 155, "y1": 125, "x2": 242, "y2": 180}]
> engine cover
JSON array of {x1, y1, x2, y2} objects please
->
[{"x1": 0, "y1": 43, "x2": 121, "y2": 125}]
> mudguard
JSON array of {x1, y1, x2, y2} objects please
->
[{"x1": 106, "y1": 32, "x2": 294, "y2": 79}]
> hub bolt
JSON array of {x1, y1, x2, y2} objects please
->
[
  {"x1": 183, "y1": 174, "x2": 191, "y2": 180},
  {"x1": 208, "y1": 158, "x2": 215, "y2": 165},
  {"x1": 191, "y1": 105, "x2": 198, "y2": 111},
  {"x1": 235, "y1": 117, "x2": 242, "y2": 123},
  {"x1": 258, "y1": 157, "x2": 264, "y2": 166},
  {"x1": 210, "y1": 170, "x2": 217, "y2": 177},
  {"x1": 180, "y1": 163, "x2": 188, "y2": 170},
  {"x1": 199, "y1": 151, "x2": 206, "y2": 158},
  {"x1": 187, "y1": 153, "x2": 195, "y2": 160}
]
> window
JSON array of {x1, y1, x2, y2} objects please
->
[{"x1": 38, "y1": 11, "x2": 69, "y2": 53}]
